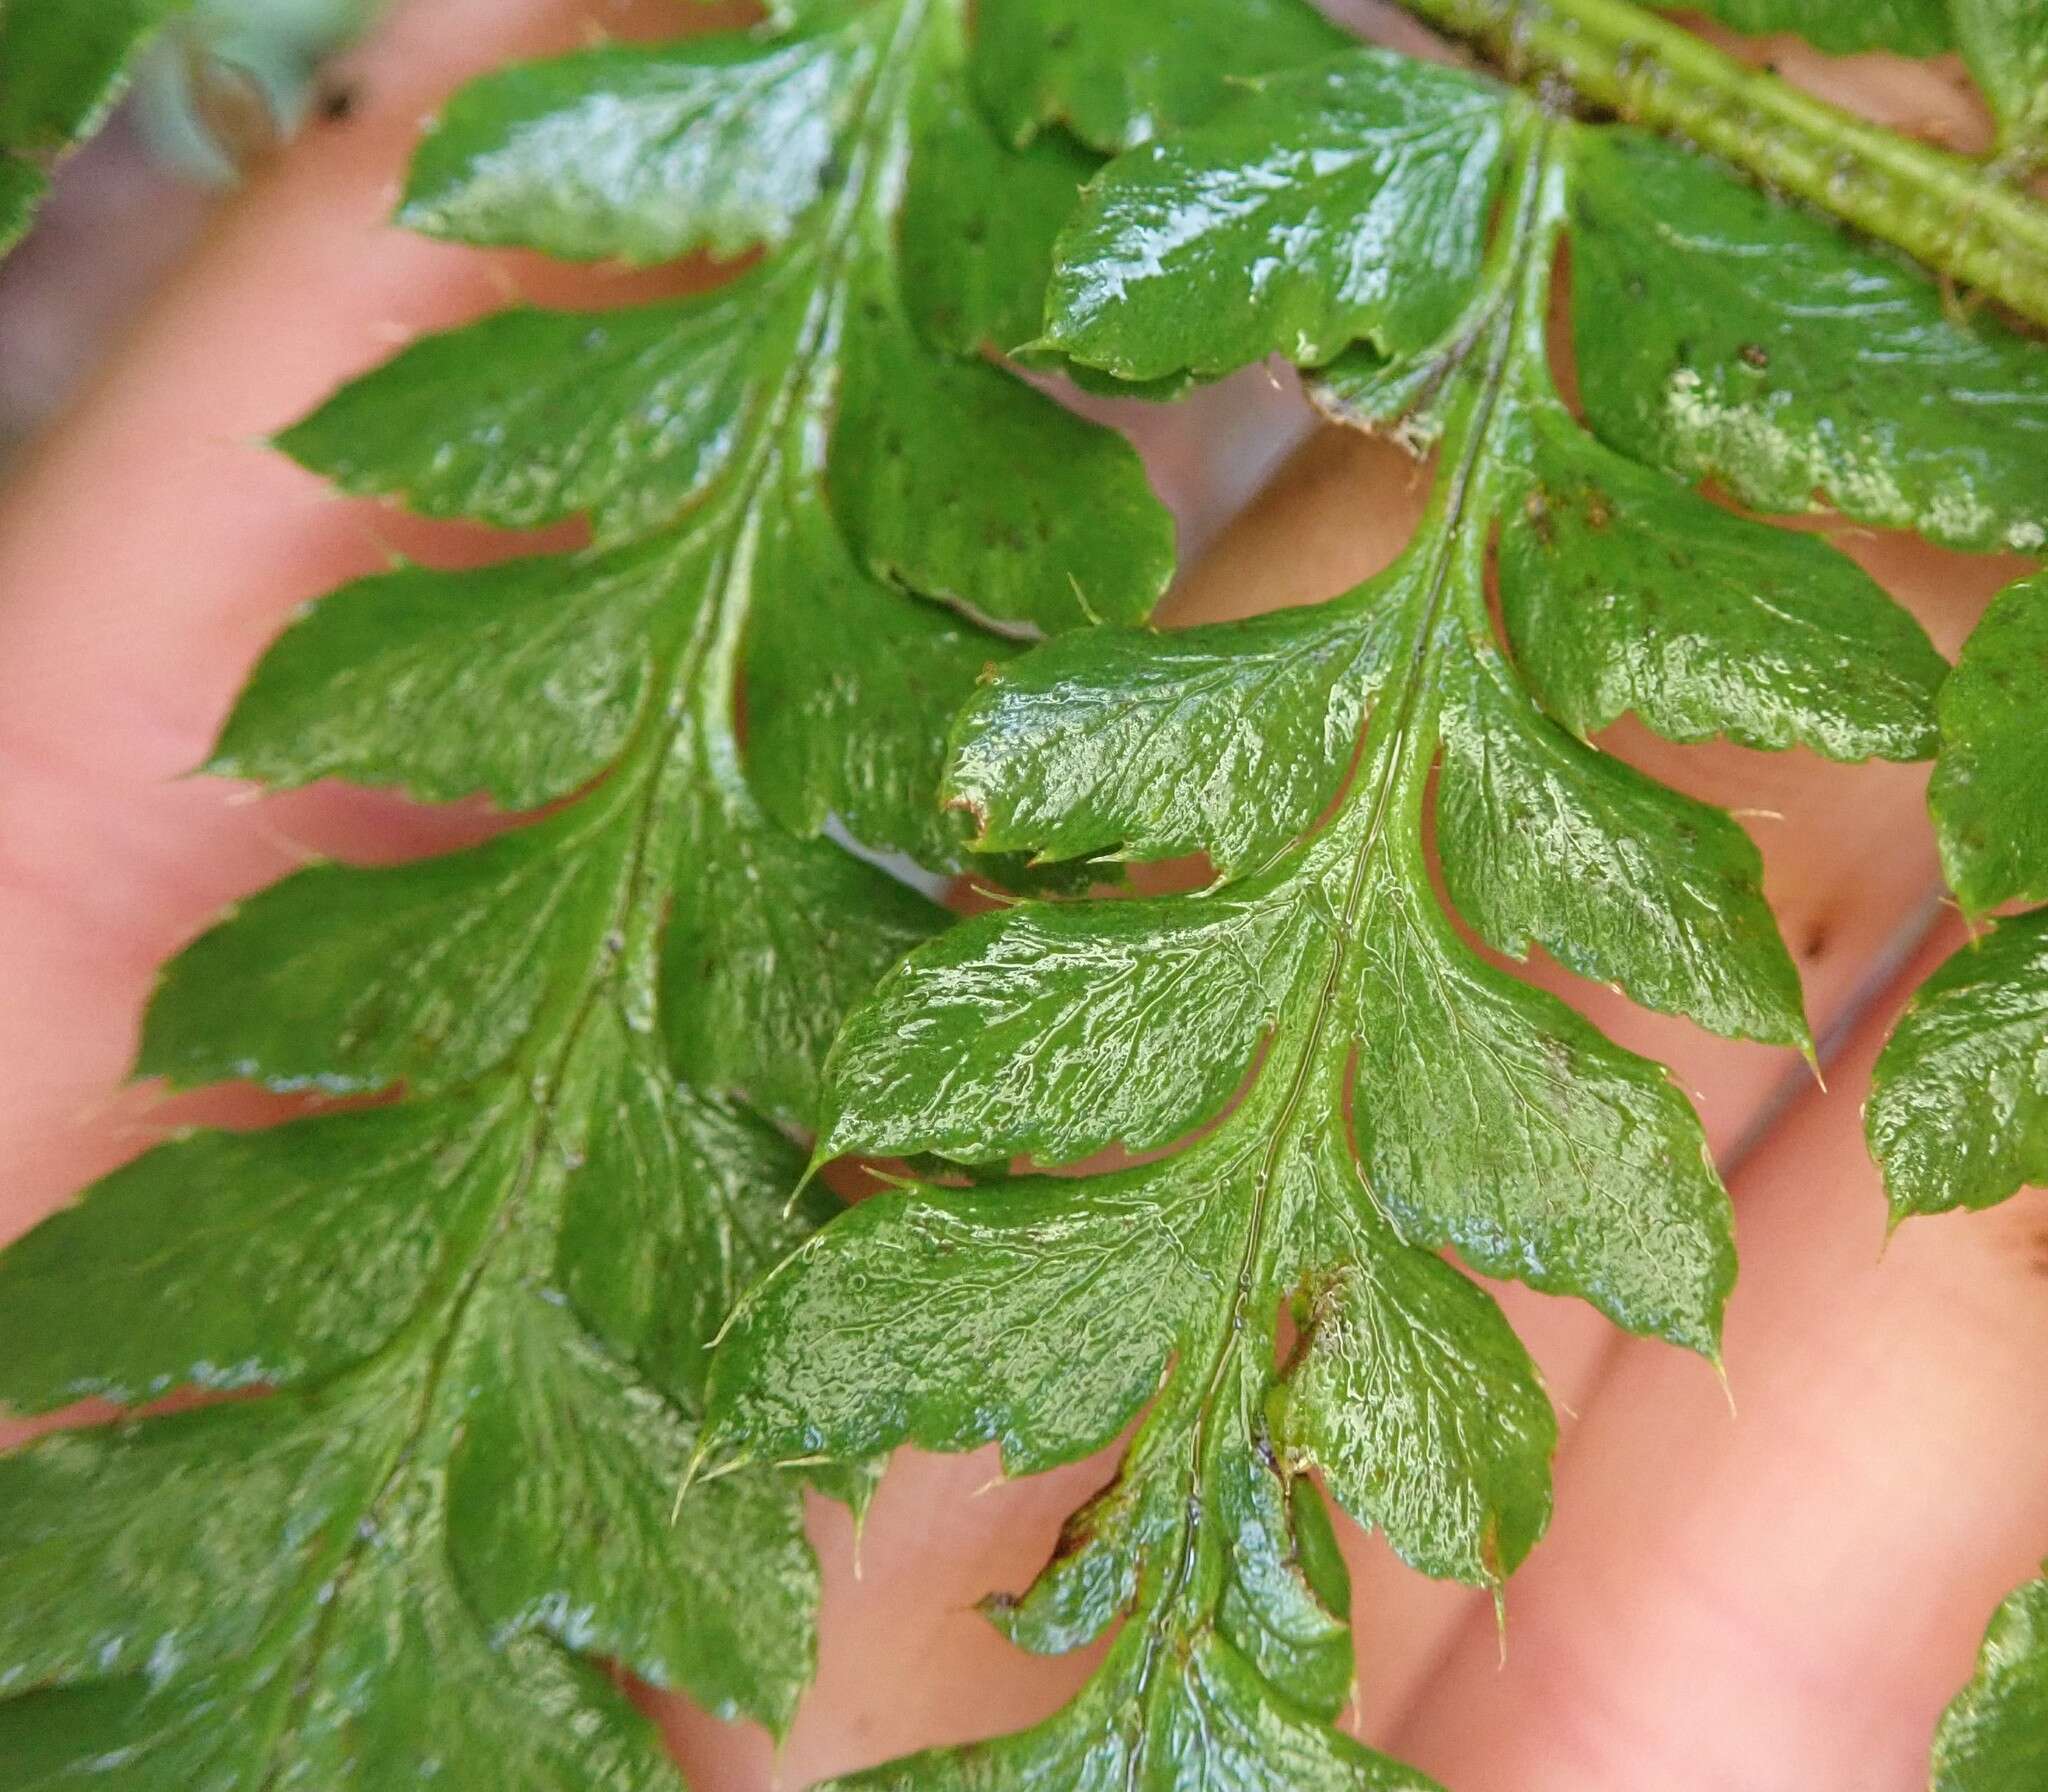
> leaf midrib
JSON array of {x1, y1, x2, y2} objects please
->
[
  {"x1": 1112, "y1": 119, "x2": 1559, "y2": 1747},
  {"x1": 235, "y1": 2, "x2": 951, "y2": 1768}
]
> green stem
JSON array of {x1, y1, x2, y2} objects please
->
[{"x1": 1393, "y1": 0, "x2": 2048, "y2": 330}]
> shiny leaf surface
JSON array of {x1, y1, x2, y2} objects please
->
[
  {"x1": 1868, "y1": 907, "x2": 2048, "y2": 1221},
  {"x1": 399, "y1": 22, "x2": 885, "y2": 262},
  {"x1": 700, "y1": 64, "x2": 1977, "y2": 1782},
  {"x1": 1044, "y1": 54, "x2": 1513, "y2": 381},
  {"x1": 1572, "y1": 130, "x2": 2048, "y2": 554},
  {"x1": 1929, "y1": 571, "x2": 2048, "y2": 916},
  {"x1": 1934, "y1": 1573, "x2": 2048, "y2": 1792},
  {"x1": 1871, "y1": 569, "x2": 2048, "y2": 1224}
]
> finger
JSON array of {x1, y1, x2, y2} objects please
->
[
  {"x1": 1158, "y1": 420, "x2": 2025, "y2": 1731},
  {"x1": 1392, "y1": 920, "x2": 2048, "y2": 1791}
]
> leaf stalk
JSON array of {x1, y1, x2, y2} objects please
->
[{"x1": 1392, "y1": 0, "x2": 2048, "y2": 330}]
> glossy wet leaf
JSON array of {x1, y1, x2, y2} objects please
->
[
  {"x1": 901, "y1": 82, "x2": 1095, "y2": 351},
  {"x1": 1871, "y1": 569, "x2": 2048, "y2": 1224},
  {"x1": 1868, "y1": 908, "x2": 2048, "y2": 1221},
  {"x1": 708, "y1": 50, "x2": 1986, "y2": 1786},
  {"x1": 207, "y1": 542, "x2": 683, "y2": 807},
  {"x1": 1435, "y1": 645, "x2": 1811, "y2": 1054},
  {"x1": 0, "y1": 1381, "x2": 684, "y2": 1791},
  {"x1": 0, "y1": 1092, "x2": 518, "y2": 1412},
  {"x1": 1933, "y1": 1573, "x2": 2048, "y2": 1792},
  {"x1": 1498, "y1": 396, "x2": 1947, "y2": 763},
  {"x1": 1572, "y1": 130, "x2": 2048, "y2": 554},
  {"x1": 1270, "y1": 1141, "x2": 1556, "y2": 1588},
  {"x1": 445, "y1": 1295, "x2": 817, "y2": 1728},
  {"x1": 743, "y1": 492, "x2": 1002, "y2": 866},
  {"x1": 399, "y1": 22, "x2": 886, "y2": 262},
  {"x1": 948, "y1": 589, "x2": 1402, "y2": 878},
  {"x1": 10, "y1": 4, "x2": 2034, "y2": 1784},
  {"x1": 1341, "y1": 840, "x2": 1734, "y2": 1352},
  {"x1": 1044, "y1": 54, "x2": 1513, "y2": 381},
  {"x1": 1928, "y1": 571, "x2": 2048, "y2": 916},
  {"x1": 278, "y1": 26, "x2": 1171, "y2": 865},
  {"x1": 139, "y1": 799, "x2": 634, "y2": 1097},
  {"x1": 832, "y1": 318, "x2": 1172, "y2": 631},
  {"x1": 278, "y1": 285, "x2": 801, "y2": 544},
  {"x1": 819, "y1": 872, "x2": 1316, "y2": 1164},
  {"x1": 663, "y1": 768, "x2": 943, "y2": 1129}
]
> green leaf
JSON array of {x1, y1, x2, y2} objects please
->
[
  {"x1": 0, "y1": 0, "x2": 187, "y2": 255},
  {"x1": 1215, "y1": 1467, "x2": 1356, "y2": 1716},
  {"x1": 2, "y1": 1023, "x2": 824, "y2": 1755},
  {"x1": 900, "y1": 71, "x2": 1096, "y2": 353},
  {"x1": 715, "y1": 1153, "x2": 1231, "y2": 1478},
  {"x1": 834, "y1": 315, "x2": 1172, "y2": 633},
  {"x1": 709, "y1": 58, "x2": 1989, "y2": 1783},
  {"x1": 1867, "y1": 908, "x2": 2048, "y2": 1221},
  {"x1": 1044, "y1": 54, "x2": 1515, "y2": 382},
  {"x1": 1498, "y1": 395, "x2": 1948, "y2": 764},
  {"x1": 744, "y1": 489, "x2": 1000, "y2": 866},
  {"x1": 0, "y1": 1092, "x2": 518, "y2": 1413},
  {"x1": 810, "y1": 1624, "x2": 1442, "y2": 1791},
  {"x1": 0, "y1": 1382, "x2": 392, "y2": 1694},
  {"x1": 139, "y1": 798, "x2": 633, "y2": 1097},
  {"x1": 1571, "y1": 129, "x2": 2048, "y2": 554},
  {"x1": 399, "y1": 18, "x2": 887, "y2": 262},
  {"x1": 710, "y1": 1122, "x2": 1501, "y2": 1786},
  {"x1": 445, "y1": 1294, "x2": 816, "y2": 1728},
  {"x1": 270, "y1": 10, "x2": 1173, "y2": 870},
  {"x1": 1641, "y1": 0, "x2": 1952, "y2": 55},
  {"x1": 0, "y1": 1393, "x2": 680, "y2": 1790},
  {"x1": 277, "y1": 280, "x2": 806, "y2": 545},
  {"x1": 1954, "y1": 0, "x2": 2048, "y2": 162},
  {"x1": 1929, "y1": 571, "x2": 2048, "y2": 916},
  {"x1": 207, "y1": 542, "x2": 680, "y2": 807},
  {"x1": 973, "y1": 0, "x2": 1351, "y2": 152},
  {"x1": 1933, "y1": 1572, "x2": 2048, "y2": 1792},
  {"x1": 664, "y1": 767, "x2": 943, "y2": 1129},
  {"x1": 817, "y1": 872, "x2": 1318, "y2": 1166},
  {"x1": 1270, "y1": 1137, "x2": 1555, "y2": 1588},
  {"x1": 556, "y1": 1046, "x2": 825, "y2": 1408},
  {"x1": 947, "y1": 585, "x2": 1404, "y2": 878},
  {"x1": 0, "y1": 1648, "x2": 665, "y2": 1792},
  {"x1": 1871, "y1": 569, "x2": 2048, "y2": 1224},
  {"x1": 1343, "y1": 837, "x2": 1734, "y2": 1352},
  {"x1": 1435, "y1": 645, "x2": 1811, "y2": 1052}
]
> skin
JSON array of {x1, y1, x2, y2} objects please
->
[{"x1": 0, "y1": 2, "x2": 2041, "y2": 1788}]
